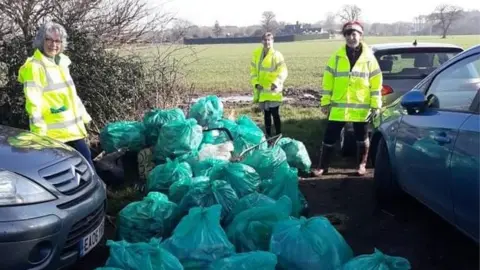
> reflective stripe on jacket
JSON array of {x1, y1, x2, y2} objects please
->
[
  {"x1": 321, "y1": 42, "x2": 383, "y2": 122},
  {"x1": 17, "y1": 49, "x2": 91, "y2": 142},
  {"x1": 250, "y1": 46, "x2": 288, "y2": 102}
]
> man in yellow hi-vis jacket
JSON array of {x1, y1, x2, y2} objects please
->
[
  {"x1": 250, "y1": 32, "x2": 288, "y2": 137},
  {"x1": 312, "y1": 21, "x2": 383, "y2": 177},
  {"x1": 17, "y1": 22, "x2": 94, "y2": 166}
]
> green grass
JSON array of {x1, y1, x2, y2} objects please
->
[{"x1": 134, "y1": 35, "x2": 479, "y2": 93}]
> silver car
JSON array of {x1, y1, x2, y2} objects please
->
[{"x1": 340, "y1": 41, "x2": 464, "y2": 156}]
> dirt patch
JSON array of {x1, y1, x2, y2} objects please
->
[
  {"x1": 300, "y1": 156, "x2": 479, "y2": 270},
  {"x1": 187, "y1": 88, "x2": 320, "y2": 109}
]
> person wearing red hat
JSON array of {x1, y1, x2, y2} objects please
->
[{"x1": 312, "y1": 21, "x2": 383, "y2": 177}]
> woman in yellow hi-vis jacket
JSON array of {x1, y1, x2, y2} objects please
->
[
  {"x1": 250, "y1": 32, "x2": 288, "y2": 137},
  {"x1": 17, "y1": 22, "x2": 94, "y2": 166},
  {"x1": 312, "y1": 21, "x2": 383, "y2": 177}
]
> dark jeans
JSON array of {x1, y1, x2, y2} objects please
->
[
  {"x1": 323, "y1": 121, "x2": 368, "y2": 146},
  {"x1": 66, "y1": 139, "x2": 94, "y2": 168},
  {"x1": 264, "y1": 107, "x2": 281, "y2": 136}
]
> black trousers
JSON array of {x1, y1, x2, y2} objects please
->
[
  {"x1": 66, "y1": 139, "x2": 94, "y2": 167},
  {"x1": 323, "y1": 121, "x2": 368, "y2": 146},
  {"x1": 264, "y1": 107, "x2": 281, "y2": 136}
]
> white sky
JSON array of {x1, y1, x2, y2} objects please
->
[{"x1": 155, "y1": 0, "x2": 480, "y2": 26}]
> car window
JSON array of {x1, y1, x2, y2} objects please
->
[
  {"x1": 426, "y1": 53, "x2": 480, "y2": 112},
  {"x1": 376, "y1": 51, "x2": 459, "y2": 79}
]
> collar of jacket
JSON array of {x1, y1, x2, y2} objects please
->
[
  {"x1": 335, "y1": 42, "x2": 372, "y2": 62},
  {"x1": 256, "y1": 45, "x2": 276, "y2": 56},
  {"x1": 33, "y1": 49, "x2": 71, "y2": 67}
]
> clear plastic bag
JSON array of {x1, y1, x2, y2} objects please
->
[{"x1": 198, "y1": 142, "x2": 234, "y2": 161}]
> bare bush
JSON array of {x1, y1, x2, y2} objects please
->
[{"x1": 0, "y1": 0, "x2": 197, "y2": 141}]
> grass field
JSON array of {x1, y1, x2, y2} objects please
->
[{"x1": 135, "y1": 35, "x2": 479, "y2": 93}]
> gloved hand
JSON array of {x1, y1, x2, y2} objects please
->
[
  {"x1": 321, "y1": 105, "x2": 330, "y2": 115},
  {"x1": 370, "y1": 108, "x2": 380, "y2": 120},
  {"x1": 271, "y1": 83, "x2": 282, "y2": 93},
  {"x1": 255, "y1": 84, "x2": 263, "y2": 91}
]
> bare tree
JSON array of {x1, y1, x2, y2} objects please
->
[
  {"x1": 0, "y1": 0, "x2": 53, "y2": 45},
  {"x1": 323, "y1": 12, "x2": 337, "y2": 33},
  {"x1": 170, "y1": 18, "x2": 194, "y2": 42},
  {"x1": 261, "y1": 11, "x2": 279, "y2": 33},
  {"x1": 429, "y1": 4, "x2": 463, "y2": 38},
  {"x1": 213, "y1": 20, "x2": 222, "y2": 37},
  {"x1": 337, "y1": 5, "x2": 362, "y2": 23}
]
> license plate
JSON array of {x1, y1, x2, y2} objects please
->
[{"x1": 79, "y1": 219, "x2": 105, "y2": 257}]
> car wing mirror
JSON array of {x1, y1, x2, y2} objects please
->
[{"x1": 401, "y1": 90, "x2": 427, "y2": 114}]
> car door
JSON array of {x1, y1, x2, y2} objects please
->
[
  {"x1": 393, "y1": 52, "x2": 480, "y2": 223},
  {"x1": 448, "y1": 58, "x2": 480, "y2": 242}
]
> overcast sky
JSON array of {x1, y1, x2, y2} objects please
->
[{"x1": 155, "y1": 0, "x2": 479, "y2": 26}]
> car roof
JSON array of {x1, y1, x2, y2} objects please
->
[{"x1": 370, "y1": 42, "x2": 463, "y2": 51}]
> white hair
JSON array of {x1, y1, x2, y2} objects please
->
[{"x1": 32, "y1": 22, "x2": 68, "y2": 53}]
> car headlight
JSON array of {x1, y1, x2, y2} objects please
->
[{"x1": 0, "y1": 171, "x2": 56, "y2": 206}]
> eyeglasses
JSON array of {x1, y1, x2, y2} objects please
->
[{"x1": 45, "y1": 38, "x2": 62, "y2": 44}]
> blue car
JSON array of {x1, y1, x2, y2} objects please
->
[{"x1": 370, "y1": 44, "x2": 480, "y2": 243}]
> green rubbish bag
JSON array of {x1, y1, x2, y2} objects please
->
[
  {"x1": 169, "y1": 176, "x2": 210, "y2": 204},
  {"x1": 116, "y1": 192, "x2": 179, "y2": 243},
  {"x1": 202, "y1": 119, "x2": 238, "y2": 145},
  {"x1": 179, "y1": 179, "x2": 239, "y2": 220},
  {"x1": 224, "y1": 192, "x2": 276, "y2": 226},
  {"x1": 226, "y1": 195, "x2": 292, "y2": 252},
  {"x1": 277, "y1": 137, "x2": 312, "y2": 172},
  {"x1": 105, "y1": 238, "x2": 183, "y2": 270},
  {"x1": 162, "y1": 205, "x2": 235, "y2": 269},
  {"x1": 242, "y1": 145, "x2": 289, "y2": 181},
  {"x1": 209, "y1": 162, "x2": 261, "y2": 198},
  {"x1": 155, "y1": 118, "x2": 203, "y2": 161},
  {"x1": 143, "y1": 108, "x2": 186, "y2": 146},
  {"x1": 262, "y1": 166, "x2": 304, "y2": 217},
  {"x1": 188, "y1": 95, "x2": 224, "y2": 127},
  {"x1": 208, "y1": 251, "x2": 278, "y2": 270},
  {"x1": 269, "y1": 216, "x2": 353, "y2": 270},
  {"x1": 100, "y1": 121, "x2": 146, "y2": 153},
  {"x1": 232, "y1": 115, "x2": 267, "y2": 156},
  {"x1": 342, "y1": 248, "x2": 411, "y2": 270},
  {"x1": 147, "y1": 158, "x2": 193, "y2": 193},
  {"x1": 191, "y1": 158, "x2": 229, "y2": 177}
]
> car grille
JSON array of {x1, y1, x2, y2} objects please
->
[
  {"x1": 61, "y1": 203, "x2": 105, "y2": 256},
  {"x1": 38, "y1": 156, "x2": 92, "y2": 195}
]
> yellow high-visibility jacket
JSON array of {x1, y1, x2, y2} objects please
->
[
  {"x1": 18, "y1": 49, "x2": 91, "y2": 142},
  {"x1": 321, "y1": 42, "x2": 383, "y2": 122},
  {"x1": 250, "y1": 46, "x2": 288, "y2": 102}
]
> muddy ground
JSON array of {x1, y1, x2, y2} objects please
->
[{"x1": 72, "y1": 155, "x2": 479, "y2": 270}]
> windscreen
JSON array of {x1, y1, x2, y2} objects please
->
[{"x1": 375, "y1": 49, "x2": 461, "y2": 79}]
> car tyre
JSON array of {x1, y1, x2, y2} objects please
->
[{"x1": 373, "y1": 137, "x2": 402, "y2": 206}]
